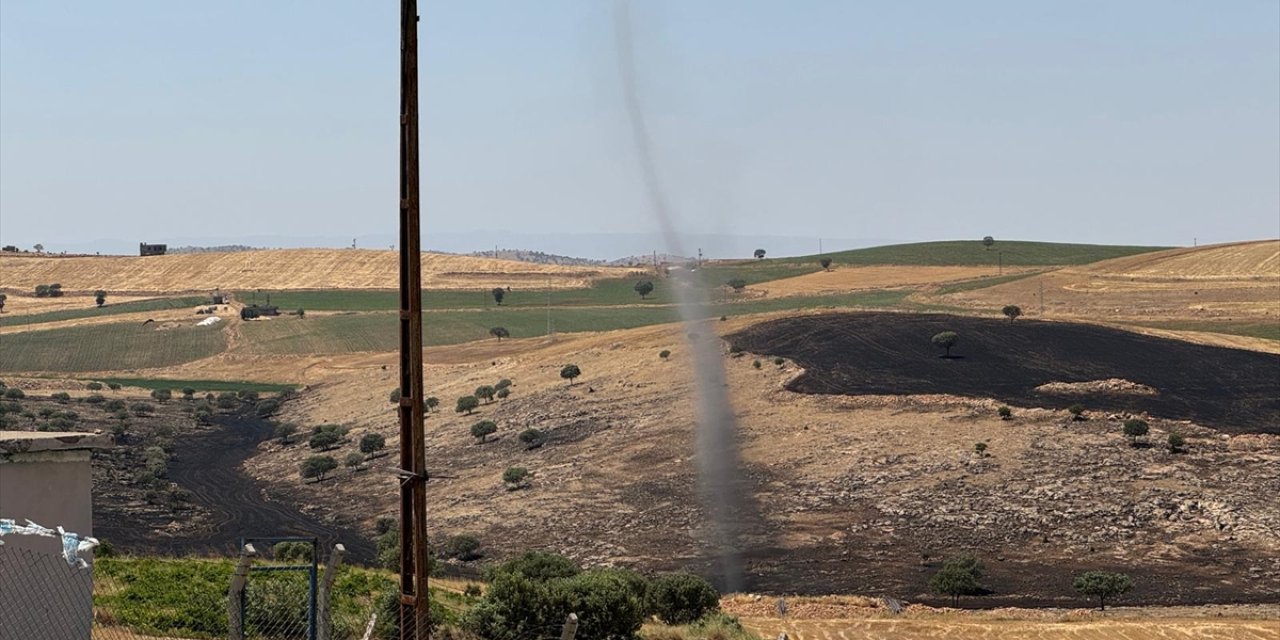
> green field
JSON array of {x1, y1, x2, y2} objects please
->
[
  {"x1": 237, "y1": 279, "x2": 678, "y2": 313},
  {"x1": 0, "y1": 322, "x2": 226, "y2": 372},
  {"x1": 0, "y1": 296, "x2": 208, "y2": 328},
  {"x1": 237, "y1": 291, "x2": 910, "y2": 355}
]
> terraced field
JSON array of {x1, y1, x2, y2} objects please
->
[{"x1": 739, "y1": 617, "x2": 1280, "y2": 640}]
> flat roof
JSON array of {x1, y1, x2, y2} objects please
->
[{"x1": 0, "y1": 431, "x2": 113, "y2": 455}]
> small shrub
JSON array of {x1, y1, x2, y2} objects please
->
[
  {"x1": 345, "y1": 452, "x2": 365, "y2": 469},
  {"x1": 150, "y1": 389, "x2": 172, "y2": 403},
  {"x1": 463, "y1": 583, "x2": 482, "y2": 598},
  {"x1": 490, "y1": 551, "x2": 580, "y2": 581},
  {"x1": 360, "y1": 433, "x2": 387, "y2": 455},
  {"x1": 389, "y1": 388, "x2": 401, "y2": 404},
  {"x1": 425, "y1": 396, "x2": 439, "y2": 412},
  {"x1": 503, "y1": 466, "x2": 530, "y2": 488},
  {"x1": 647, "y1": 572, "x2": 720, "y2": 625},
  {"x1": 237, "y1": 389, "x2": 260, "y2": 402},
  {"x1": 255, "y1": 399, "x2": 280, "y2": 418},
  {"x1": 471, "y1": 421, "x2": 498, "y2": 444},
  {"x1": 496, "y1": 387, "x2": 510, "y2": 399},
  {"x1": 773, "y1": 357, "x2": 785, "y2": 367},
  {"x1": 85, "y1": 394, "x2": 105, "y2": 404},
  {"x1": 519, "y1": 428, "x2": 544, "y2": 448},
  {"x1": 495, "y1": 379, "x2": 512, "y2": 390},
  {"x1": 107, "y1": 383, "x2": 122, "y2": 391},
  {"x1": 659, "y1": 350, "x2": 671, "y2": 360},
  {"x1": 974, "y1": 442, "x2": 988, "y2": 456},
  {"x1": 85, "y1": 382, "x2": 103, "y2": 391},
  {"x1": 309, "y1": 431, "x2": 341, "y2": 450},
  {"x1": 997, "y1": 406, "x2": 1012, "y2": 420},
  {"x1": 275, "y1": 422, "x2": 299, "y2": 444},
  {"x1": 455, "y1": 395, "x2": 479, "y2": 415},
  {"x1": 51, "y1": 392, "x2": 71, "y2": 403},
  {"x1": 130, "y1": 402, "x2": 155, "y2": 416},
  {"x1": 1068, "y1": 404, "x2": 1085, "y2": 421},
  {"x1": 104, "y1": 399, "x2": 126, "y2": 412},
  {"x1": 273, "y1": 541, "x2": 313, "y2": 562},
  {"x1": 752, "y1": 359, "x2": 762, "y2": 369},
  {"x1": 3, "y1": 388, "x2": 24, "y2": 400},
  {"x1": 441, "y1": 534, "x2": 482, "y2": 561},
  {"x1": 1123, "y1": 418, "x2": 1149, "y2": 445},
  {"x1": 1167, "y1": 433, "x2": 1186, "y2": 452}
]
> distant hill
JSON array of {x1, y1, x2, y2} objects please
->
[
  {"x1": 607, "y1": 253, "x2": 691, "y2": 267},
  {"x1": 466, "y1": 249, "x2": 605, "y2": 267},
  {"x1": 799, "y1": 240, "x2": 1173, "y2": 267}
]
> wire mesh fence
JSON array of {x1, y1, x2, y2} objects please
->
[{"x1": 0, "y1": 542, "x2": 447, "y2": 640}]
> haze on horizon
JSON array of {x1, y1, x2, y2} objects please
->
[{"x1": 1, "y1": 1, "x2": 1277, "y2": 258}]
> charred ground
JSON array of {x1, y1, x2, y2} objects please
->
[{"x1": 729, "y1": 312, "x2": 1280, "y2": 434}]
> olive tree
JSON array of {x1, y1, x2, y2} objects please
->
[
  {"x1": 360, "y1": 433, "x2": 386, "y2": 456},
  {"x1": 475, "y1": 385, "x2": 497, "y2": 403},
  {"x1": 471, "y1": 420, "x2": 497, "y2": 443},
  {"x1": 633, "y1": 280, "x2": 654, "y2": 300},
  {"x1": 95, "y1": 290, "x2": 107, "y2": 307},
  {"x1": 929, "y1": 555, "x2": 984, "y2": 607},
  {"x1": 502, "y1": 466, "x2": 530, "y2": 489},
  {"x1": 456, "y1": 395, "x2": 479, "y2": 415},
  {"x1": 1002, "y1": 305, "x2": 1022, "y2": 323},
  {"x1": 300, "y1": 455, "x2": 338, "y2": 481},
  {"x1": 932, "y1": 331, "x2": 959, "y2": 357},
  {"x1": 753, "y1": 248, "x2": 766, "y2": 259},
  {"x1": 1073, "y1": 571, "x2": 1132, "y2": 611},
  {"x1": 820, "y1": 257, "x2": 832, "y2": 271},
  {"x1": 560, "y1": 364, "x2": 581, "y2": 385},
  {"x1": 491, "y1": 287, "x2": 506, "y2": 305},
  {"x1": 1122, "y1": 418, "x2": 1149, "y2": 445},
  {"x1": 489, "y1": 327, "x2": 510, "y2": 341},
  {"x1": 983, "y1": 236, "x2": 995, "y2": 250}
]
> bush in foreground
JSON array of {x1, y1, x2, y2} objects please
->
[{"x1": 647, "y1": 572, "x2": 720, "y2": 625}]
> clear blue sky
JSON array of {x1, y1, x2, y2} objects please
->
[{"x1": 1, "y1": 1, "x2": 1277, "y2": 254}]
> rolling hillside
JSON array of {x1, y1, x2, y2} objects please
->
[
  {"x1": 796, "y1": 240, "x2": 1171, "y2": 267},
  {"x1": 0, "y1": 249, "x2": 640, "y2": 293}
]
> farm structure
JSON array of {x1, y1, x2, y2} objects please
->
[
  {"x1": 240, "y1": 304, "x2": 280, "y2": 320},
  {"x1": 138, "y1": 243, "x2": 167, "y2": 257}
]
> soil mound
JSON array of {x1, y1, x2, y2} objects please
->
[{"x1": 729, "y1": 313, "x2": 1280, "y2": 434}]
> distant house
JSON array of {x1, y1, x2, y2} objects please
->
[{"x1": 139, "y1": 243, "x2": 167, "y2": 256}]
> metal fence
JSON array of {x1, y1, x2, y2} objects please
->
[{"x1": 0, "y1": 540, "x2": 438, "y2": 640}]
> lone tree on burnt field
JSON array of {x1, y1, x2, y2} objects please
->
[
  {"x1": 491, "y1": 287, "x2": 506, "y2": 305},
  {"x1": 932, "y1": 331, "x2": 959, "y2": 357},
  {"x1": 560, "y1": 364, "x2": 581, "y2": 385},
  {"x1": 1002, "y1": 305, "x2": 1022, "y2": 323},
  {"x1": 929, "y1": 554, "x2": 984, "y2": 607},
  {"x1": 489, "y1": 326, "x2": 510, "y2": 342},
  {"x1": 634, "y1": 280, "x2": 655, "y2": 300},
  {"x1": 1073, "y1": 571, "x2": 1133, "y2": 611}
]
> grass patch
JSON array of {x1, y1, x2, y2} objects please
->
[
  {"x1": 239, "y1": 279, "x2": 678, "y2": 312},
  {"x1": 799, "y1": 240, "x2": 1169, "y2": 267},
  {"x1": 0, "y1": 322, "x2": 226, "y2": 373},
  {"x1": 87, "y1": 377, "x2": 298, "y2": 393},
  {"x1": 933, "y1": 271, "x2": 1043, "y2": 295},
  {"x1": 1123, "y1": 320, "x2": 1280, "y2": 341},
  {"x1": 0, "y1": 296, "x2": 208, "y2": 328},
  {"x1": 237, "y1": 290, "x2": 913, "y2": 354}
]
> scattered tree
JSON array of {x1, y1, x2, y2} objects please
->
[
  {"x1": 150, "y1": 389, "x2": 172, "y2": 403},
  {"x1": 820, "y1": 257, "x2": 832, "y2": 271},
  {"x1": 489, "y1": 327, "x2": 510, "y2": 341},
  {"x1": 296, "y1": 308, "x2": 305, "y2": 318},
  {"x1": 95, "y1": 290, "x2": 107, "y2": 307},
  {"x1": 34, "y1": 284, "x2": 49, "y2": 298},
  {"x1": 974, "y1": 442, "x2": 988, "y2": 456},
  {"x1": 752, "y1": 360, "x2": 762, "y2": 369},
  {"x1": 634, "y1": 281, "x2": 655, "y2": 300},
  {"x1": 456, "y1": 395, "x2": 480, "y2": 415},
  {"x1": 475, "y1": 385, "x2": 497, "y2": 403},
  {"x1": 181, "y1": 387, "x2": 196, "y2": 400},
  {"x1": 1073, "y1": 571, "x2": 1133, "y2": 611},
  {"x1": 727, "y1": 278, "x2": 747, "y2": 292},
  {"x1": 997, "y1": 406, "x2": 1012, "y2": 420},
  {"x1": 659, "y1": 350, "x2": 671, "y2": 360},
  {"x1": 275, "y1": 422, "x2": 299, "y2": 444},
  {"x1": 360, "y1": 433, "x2": 387, "y2": 456},
  {"x1": 48, "y1": 284, "x2": 63, "y2": 297},
  {"x1": 33, "y1": 243, "x2": 44, "y2": 253},
  {"x1": 503, "y1": 466, "x2": 530, "y2": 489},
  {"x1": 309, "y1": 431, "x2": 341, "y2": 450},
  {"x1": 496, "y1": 387, "x2": 510, "y2": 399},
  {"x1": 983, "y1": 236, "x2": 995, "y2": 250},
  {"x1": 929, "y1": 555, "x2": 984, "y2": 607},
  {"x1": 495, "y1": 379, "x2": 512, "y2": 390},
  {"x1": 519, "y1": 428, "x2": 544, "y2": 448},
  {"x1": 753, "y1": 248, "x2": 766, "y2": 260},
  {"x1": 773, "y1": 357, "x2": 785, "y2": 367},
  {"x1": 1167, "y1": 433, "x2": 1186, "y2": 453},
  {"x1": 300, "y1": 455, "x2": 338, "y2": 481},
  {"x1": 0, "y1": 293, "x2": 6, "y2": 312},
  {"x1": 425, "y1": 396, "x2": 439, "y2": 412},
  {"x1": 560, "y1": 364, "x2": 581, "y2": 385},
  {"x1": 491, "y1": 287, "x2": 506, "y2": 305},
  {"x1": 3, "y1": 388, "x2": 24, "y2": 400},
  {"x1": 1068, "y1": 404, "x2": 1086, "y2": 421},
  {"x1": 255, "y1": 399, "x2": 280, "y2": 418},
  {"x1": 1002, "y1": 305, "x2": 1022, "y2": 323},
  {"x1": 50, "y1": 392, "x2": 71, "y2": 403},
  {"x1": 932, "y1": 331, "x2": 959, "y2": 357},
  {"x1": 1122, "y1": 418, "x2": 1149, "y2": 445},
  {"x1": 345, "y1": 452, "x2": 365, "y2": 470},
  {"x1": 471, "y1": 420, "x2": 498, "y2": 443},
  {"x1": 131, "y1": 402, "x2": 155, "y2": 416}
]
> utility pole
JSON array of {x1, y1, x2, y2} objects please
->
[
  {"x1": 697, "y1": 247, "x2": 703, "y2": 268},
  {"x1": 397, "y1": 0, "x2": 429, "y2": 636}
]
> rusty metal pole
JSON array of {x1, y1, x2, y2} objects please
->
[{"x1": 398, "y1": 0, "x2": 429, "y2": 636}]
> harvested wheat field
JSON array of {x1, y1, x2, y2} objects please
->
[
  {"x1": 933, "y1": 241, "x2": 1280, "y2": 324},
  {"x1": 737, "y1": 617, "x2": 1280, "y2": 640},
  {"x1": 757, "y1": 266, "x2": 1040, "y2": 298},
  {"x1": 0, "y1": 249, "x2": 640, "y2": 293}
]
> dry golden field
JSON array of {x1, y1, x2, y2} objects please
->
[
  {"x1": 0, "y1": 249, "x2": 639, "y2": 293},
  {"x1": 933, "y1": 240, "x2": 1280, "y2": 323}
]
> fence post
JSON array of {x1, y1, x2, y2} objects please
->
[
  {"x1": 317, "y1": 543, "x2": 346, "y2": 640},
  {"x1": 560, "y1": 613, "x2": 579, "y2": 640},
  {"x1": 227, "y1": 543, "x2": 256, "y2": 640}
]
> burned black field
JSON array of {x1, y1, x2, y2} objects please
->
[{"x1": 730, "y1": 312, "x2": 1280, "y2": 434}]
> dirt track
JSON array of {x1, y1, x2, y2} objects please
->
[{"x1": 729, "y1": 313, "x2": 1280, "y2": 434}]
